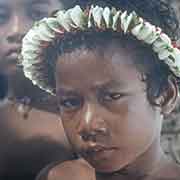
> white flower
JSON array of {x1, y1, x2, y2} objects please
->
[
  {"x1": 46, "y1": 18, "x2": 64, "y2": 34},
  {"x1": 22, "y1": 51, "x2": 40, "y2": 60},
  {"x1": 131, "y1": 23, "x2": 143, "y2": 39},
  {"x1": 88, "y1": 5, "x2": 94, "y2": 28},
  {"x1": 35, "y1": 20, "x2": 55, "y2": 41},
  {"x1": 103, "y1": 7, "x2": 112, "y2": 28},
  {"x1": 56, "y1": 10, "x2": 73, "y2": 31},
  {"x1": 153, "y1": 41, "x2": 167, "y2": 53},
  {"x1": 22, "y1": 41, "x2": 41, "y2": 56},
  {"x1": 92, "y1": 6, "x2": 104, "y2": 28},
  {"x1": 121, "y1": 11, "x2": 133, "y2": 33},
  {"x1": 159, "y1": 33, "x2": 171, "y2": 45},
  {"x1": 158, "y1": 48, "x2": 172, "y2": 60},
  {"x1": 137, "y1": 22, "x2": 155, "y2": 41},
  {"x1": 144, "y1": 27, "x2": 161, "y2": 44},
  {"x1": 70, "y1": 5, "x2": 87, "y2": 29},
  {"x1": 23, "y1": 29, "x2": 42, "y2": 46},
  {"x1": 112, "y1": 10, "x2": 121, "y2": 31},
  {"x1": 24, "y1": 69, "x2": 33, "y2": 80},
  {"x1": 173, "y1": 48, "x2": 180, "y2": 67},
  {"x1": 164, "y1": 57, "x2": 174, "y2": 67},
  {"x1": 153, "y1": 33, "x2": 171, "y2": 52}
]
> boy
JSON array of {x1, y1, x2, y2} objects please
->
[
  {"x1": 21, "y1": 1, "x2": 180, "y2": 179},
  {"x1": 0, "y1": 0, "x2": 75, "y2": 179}
]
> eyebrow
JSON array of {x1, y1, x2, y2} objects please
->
[
  {"x1": 93, "y1": 81, "x2": 125, "y2": 90},
  {"x1": 57, "y1": 81, "x2": 125, "y2": 94},
  {"x1": 57, "y1": 88, "x2": 80, "y2": 96}
]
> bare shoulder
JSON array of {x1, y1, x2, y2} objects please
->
[{"x1": 36, "y1": 159, "x2": 95, "y2": 180}]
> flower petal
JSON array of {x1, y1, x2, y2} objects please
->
[
  {"x1": 103, "y1": 7, "x2": 112, "y2": 28},
  {"x1": 131, "y1": 23, "x2": 143, "y2": 39},
  {"x1": 92, "y1": 6, "x2": 104, "y2": 28},
  {"x1": 70, "y1": 5, "x2": 87, "y2": 29},
  {"x1": 112, "y1": 10, "x2": 121, "y2": 31},
  {"x1": 121, "y1": 11, "x2": 133, "y2": 33}
]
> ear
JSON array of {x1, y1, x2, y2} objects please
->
[{"x1": 154, "y1": 76, "x2": 178, "y2": 116}]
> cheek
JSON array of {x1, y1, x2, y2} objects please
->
[
  {"x1": 126, "y1": 97, "x2": 159, "y2": 147},
  {"x1": 61, "y1": 117, "x2": 84, "y2": 152},
  {"x1": 110, "y1": 95, "x2": 159, "y2": 147},
  {"x1": 60, "y1": 113, "x2": 79, "y2": 141}
]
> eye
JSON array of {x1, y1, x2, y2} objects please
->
[
  {"x1": 103, "y1": 92, "x2": 123, "y2": 101},
  {"x1": 59, "y1": 97, "x2": 82, "y2": 111}
]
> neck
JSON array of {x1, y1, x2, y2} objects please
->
[{"x1": 97, "y1": 137, "x2": 166, "y2": 180}]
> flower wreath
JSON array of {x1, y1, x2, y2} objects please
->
[{"x1": 21, "y1": 5, "x2": 180, "y2": 95}]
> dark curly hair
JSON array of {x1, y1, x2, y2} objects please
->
[{"x1": 45, "y1": 0, "x2": 179, "y2": 105}]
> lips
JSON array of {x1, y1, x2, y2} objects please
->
[{"x1": 83, "y1": 143, "x2": 117, "y2": 160}]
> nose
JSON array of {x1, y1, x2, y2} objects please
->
[
  {"x1": 77, "y1": 103, "x2": 108, "y2": 142},
  {"x1": 6, "y1": 15, "x2": 27, "y2": 44}
]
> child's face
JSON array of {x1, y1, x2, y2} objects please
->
[
  {"x1": 55, "y1": 45, "x2": 163, "y2": 173},
  {"x1": 0, "y1": 0, "x2": 63, "y2": 75}
]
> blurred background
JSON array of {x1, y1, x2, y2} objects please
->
[{"x1": 160, "y1": 0, "x2": 180, "y2": 165}]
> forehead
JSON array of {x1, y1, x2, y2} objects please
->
[{"x1": 56, "y1": 46, "x2": 143, "y2": 91}]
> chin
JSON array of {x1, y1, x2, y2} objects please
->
[
  {"x1": 87, "y1": 158, "x2": 130, "y2": 173},
  {"x1": 91, "y1": 162, "x2": 126, "y2": 173},
  {"x1": 87, "y1": 151, "x2": 140, "y2": 174}
]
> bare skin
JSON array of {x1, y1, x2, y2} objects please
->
[
  {"x1": 0, "y1": 0, "x2": 74, "y2": 178},
  {"x1": 37, "y1": 158, "x2": 180, "y2": 180},
  {"x1": 37, "y1": 42, "x2": 180, "y2": 180}
]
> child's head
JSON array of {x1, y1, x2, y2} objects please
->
[
  {"x1": 21, "y1": 0, "x2": 180, "y2": 173},
  {"x1": 0, "y1": 0, "x2": 72, "y2": 76}
]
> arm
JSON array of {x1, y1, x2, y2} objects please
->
[{"x1": 36, "y1": 159, "x2": 95, "y2": 180}]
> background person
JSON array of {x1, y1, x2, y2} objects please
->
[{"x1": 0, "y1": 0, "x2": 76, "y2": 179}]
